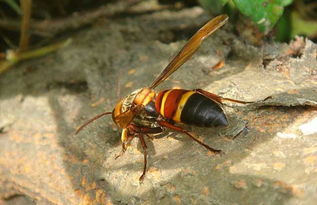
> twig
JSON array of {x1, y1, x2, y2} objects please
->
[
  {"x1": 18, "y1": 0, "x2": 32, "y2": 52},
  {"x1": 0, "y1": 38, "x2": 72, "y2": 74}
]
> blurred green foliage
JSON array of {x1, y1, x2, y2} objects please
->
[
  {"x1": 198, "y1": 0, "x2": 317, "y2": 42},
  {"x1": 1, "y1": 0, "x2": 316, "y2": 45},
  {"x1": 233, "y1": 0, "x2": 293, "y2": 33},
  {"x1": 0, "y1": 0, "x2": 21, "y2": 15}
]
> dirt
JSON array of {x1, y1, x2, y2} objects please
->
[{"x1": 0, "y1": 3, "x2": 317, "y2": 205}]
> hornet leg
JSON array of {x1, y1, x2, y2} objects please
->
[
  {"x1": 138, "y1": 134, "x2": 148, "y2": 181},
  {"x1": 115, "y1": 128, "x2": 134, "y2": 159},
  {"x1": 195, "y1": 89, "x2": 254, "y2": 104},
  {"x1": 158, "y1": 120, "x2": 221, "y2": 154}
]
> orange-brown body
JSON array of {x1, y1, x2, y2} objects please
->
[{"x1": 112, "y1": 88, "x2": 228, "y2": 130}]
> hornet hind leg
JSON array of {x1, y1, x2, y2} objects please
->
[
  {"x1": 158, "y1": 120, "x2": 221, "y2": 154},
  {"x1": 195, "y1": 89, "x2": 255, "y2": 104},
  {"x1": 195, "y1": 89, "x2": 271, "y2": 105}
]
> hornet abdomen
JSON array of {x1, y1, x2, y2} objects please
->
[{"x1": 155, "y1": 89, "x2": 228, "y2": 127}]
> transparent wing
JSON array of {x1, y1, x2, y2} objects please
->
[{"x1": 150, "y1": 14, "x2": 228, "y2": 89}]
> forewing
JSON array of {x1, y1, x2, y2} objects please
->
[{"x1": 150, "y1": 14, "x2": 228, "y2": 89}]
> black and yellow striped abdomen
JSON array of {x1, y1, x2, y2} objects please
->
[{"x1": 155, "y1": 89, "x2": 228, "y2": 127}]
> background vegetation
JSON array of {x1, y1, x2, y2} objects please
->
[{"x1": 0, "y1": 0, "x2": 316, "y2": 73}]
